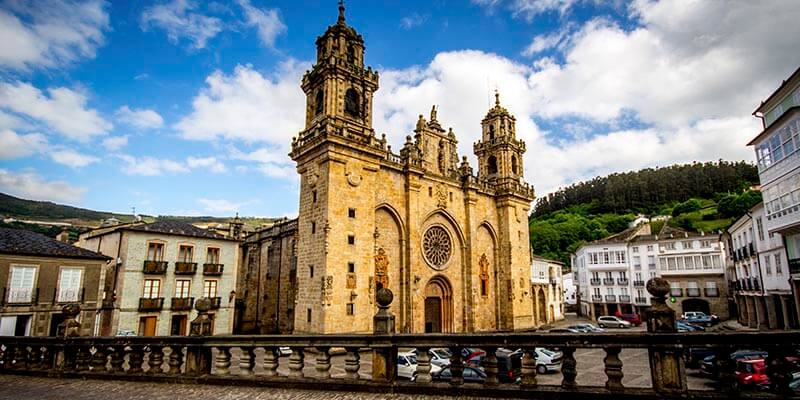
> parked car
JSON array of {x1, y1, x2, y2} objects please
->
[
  {"x1": 700, "y1": 350, "x2": 769, "y2": 377},
  {"x1": 620, "y1": 314, "x2": 642, "y2": 326},
  {"x1": 734, "y1": 359, "x2": 770, "y2": 389},
  {"x1": 597, "y1": 316, "x2": 632, "y2": 329},
  {"x1": 278, "y1": 347, "x2": 292, "y2": 356},
  {"x1": 398, "y1": 351, "x2": 441, "y2": 381},
  {"x1": 687, "y1": 347, "x2": 714, "y2": 368},
  {"x1": 682, "y1": 311, "x2": 719, "y2": 327},
  {"x1": 549, "y1": 328, "x2": 581, "y2": 333},
  {"x1": 677, "y1": 321, "x2": 705, "y2": 332},
  {"x1": 461, "y1": 348, "x2": 486, "y2": 364},
  {"x1": 567, "y1": 324, "x2": 605, "y2": 333},
  {"x1": 533, "y1": 347, "x2": 563, "y2": 374},
  {"x1": 432, "y1": 365, "x2": 486, "y2": 383},
  {"x1": 428, "y1": 348, "x2": 451, "y2": 367},
  {"x1": 495, "y1": 348, "x2": 522, "y2": 383},
  {"x1": 116, "y1": 330, "x2": 136, "y2": 336}
]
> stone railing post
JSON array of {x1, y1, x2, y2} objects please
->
[
  {"x1": 185, "y1": 298, "x2": 213, "y2": 376},
  {"x1": 645, "y1": 278, "x2": 687, "y2": 394},
  {"x1": 56, "y1": 304, "x2": 81, "y2": 370},
  {"x1": 372, "y1": 288, "x2": 396, "y2": 384}
]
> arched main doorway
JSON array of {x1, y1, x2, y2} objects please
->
[
  {"x1": 681, "y1": 298, "x2": 710, "y2": 315},
  {"x1": 424, "y1": 276, "x2": 453, "y2": 333}
]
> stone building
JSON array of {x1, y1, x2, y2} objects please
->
[
  {"x1": 236, "y1": 218, "x2": 298, "y2": 334},
  {"x1": 0, "y1": 227, "x2": 110, "y2": 336},
  {"x1": 279, "y1": 5, "x2": 536, "y2": 334},
  {"x1": 574, "y1": 223, "x2": 729, "y2": 320},
  {"x1": 728, "y1": 202, "x2": 797, "y2": 329},
  {"x1": 78, "y1": 221, "x2": 240, "y2": 336},
  {"x1": 530, "y1": 255, "x2": 564, "y2": 325}
]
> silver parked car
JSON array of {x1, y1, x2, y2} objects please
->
[{"x1": 597, "y1": 316, "x2": 632, "y2": 329}]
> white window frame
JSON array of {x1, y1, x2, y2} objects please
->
[
  {"x1": 7, "y1": 265, "x2": 37, "y2": 303},
  {"x1": 57, "y1": 267, "x2": 83, "y2": 303}
]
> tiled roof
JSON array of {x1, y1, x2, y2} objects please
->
[
  {"x1": 0, "y1": 228, "x2": 110, "y2": 260},
  {"x1": 125, "y1": 221, "x2": 237, "y2": 241},
  {"x1": 531, "y1": 254, "x2": 564, "y2": 265}
]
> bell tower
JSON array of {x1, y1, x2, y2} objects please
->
[{"x1": 474, "y1": 91, "x2": 526, "y2": 181}]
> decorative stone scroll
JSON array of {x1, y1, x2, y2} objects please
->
[{"x1": 374, "y1": 247, "x2": 389, "y2": 289}]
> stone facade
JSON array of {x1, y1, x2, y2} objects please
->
[
  {"x1": 281, "y1": 7, "x2": 535, "y2": 334},
  {"x1": 531, "y1": 255, "x2": 565, "y2": 325}
]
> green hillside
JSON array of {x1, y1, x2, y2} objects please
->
[{"x1": 530, "y1": 161, "x2": 761, "y2": 266}]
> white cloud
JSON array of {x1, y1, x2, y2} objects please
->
[
  {"x1": 102, "y1": 135, "x2": 129, "y2": 151},
  {"x1": 186, "y1": 156, "x2": 226, "y2": 173},
  {"x1": 511, "y1": 0, "x2": 578, "y2": 20},
  {"x1": 521, "y1": 25, "x2": 572, "y2": 57},
  {"x1": 176, "y1": 62, "x2": 306, "y2": 180},
  {"x1": 115, "y1": 106, "x2": 164, "y2": 129},
  {"x1": 49, "y1": 148, "x2": 99, "y2": 168},
  {"x1": 197, "y1": 198, "x2": 247, "y2": 214},
  {"x1": 117, "y1": 155, "x2": 189, "y2": 176},
  {"x1": 0, "y1": 130, "x2": 46, "y2": 159},
  {"x1": 237, "y1": 0, "x2": 286, "y2": 48},
  {"x1": 400, "y1": 13, "x2": 429, "y2": 29},
  {"x1": 0, "y1": 0, "x2": 109, "y2": 71},
  {"x1": 0, "y1": 169, "x2": 86, "y2": 203},
  {"x1": 229, "y1": 145, "x2": 295, "y2": 179},
  {"x1": 0, "y1": 81, "x2": 112, "y2": 141},
  {"x1": 140, "y1": 0, "x2": 223, "y2": 50}
]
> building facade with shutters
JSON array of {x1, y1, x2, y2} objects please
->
[
  {"x1": 78, "y1": 221, "x2": 240, "y2": 336},
  {"x1": 0, "y1": 227, "x2": 109, "y2": 336},
  {"x1": 530, "y1": 255, "x2": 565, "y2": 325}
]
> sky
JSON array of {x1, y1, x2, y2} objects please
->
[{"x1": 0, "y1": 0, "x2": 799, "y2": 218}]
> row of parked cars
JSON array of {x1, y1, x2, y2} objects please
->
[
  {"x1": 687, "y1": 348, "x2": 800, "y2": 392},
  {"x1": 397, "y1": 347, "x2": 564, "y2": 383}
]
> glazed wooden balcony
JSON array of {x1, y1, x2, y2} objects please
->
[
  {"x1": 208, "y1": 297, "x2": 221, "y2": 310},
  {"x1": 203, "y1": 263, "x2": 224, "y2": 276},
  {"x1": 138, "y1": 297, "x2": 164, "y2": 311},
  {"x1": 143, "y1": 260, "x2": 168, "y2": 274},
  {"x1": 174, "y1": 262, "x2": 197, "y2": 275},
  {"x1": 170, "y1": 297, "x2": 194, "y2": 311}
]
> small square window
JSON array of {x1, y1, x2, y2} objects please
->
[
  {"x1": 348, "y1": 208, "x2": 356, "y2": 218},
  {"x1": 309, "y1": 265, "x2": 314, "y2": 278},
  {"x1": 348, "y1": 235, "x2": 355, "y2": 245},
  {"x1": 348, "y1": 262, "x2": 355, "y2": 273},
  {"x1": 346, "y1": 303, "x2": 354, "y2": 316}
]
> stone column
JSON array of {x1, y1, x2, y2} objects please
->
[
  {"x1": 644, "y1": 278, "x2": 687, "y2": 395},
  {"x1": 185, "y1": 298, "x2": 213, "y2": 376},
  {"x1": 372, "y1": 288, "x2": 397, "y2": 383},
  {"x1": 766, "y1": 295, "x2": 779, "y2": 329},
  {"x1": 746, "y1": 296, "x2": 757, "y2": 328},
  {"x1": 780, "y1": 295, "x2": 791, "y2": 330}
]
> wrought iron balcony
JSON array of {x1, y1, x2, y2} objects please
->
[
  {"x1": 208, "y1": 296, "x2": 221, "y2": 309},
  {"x1": 590, "y1": 278, "x2": 601, "y2": 285},
  {"x1": 170, "y1": 297, "x2": 194, "y2": 311},
  {"x1": 648, "y1": 263, "x2": 656, "y2": 270},
  {"x1": 618, "y1": 295, "x2": 631, "y2": 303},
  {"x1": 604, "y1": 295, "x2": 616, "y2": 302},
  {"x1": 634, "y1": 296, "x2": 648, "y2": 304},
  {"x1": 602, "y1": 278, "x2": 615, "y2": 285},
  {"x1": 670, "y1": 288, "x2": 683, "y2": 297},
  {"x1": 174, "y1": 262, "x2": 197, "y2": 275},
  {"x1": 138, "y1": 297, "x2": 164, "y2": 311},
  {"x1": 617, "y1": 278, "x2": 629, "y2": 285},
  {"x1": 203, "y1": 263, "x2": 224, "y2": 276},
  {"x1": 591, "y1": 295, "x2": 602, "y2": 302},
  {"x1": 704, "y1": 288, "x2": 719, "y2": 297},
  {"x1": 686, "y1": 288, "x2": 701, "y2": 297},
  {"x1": 633, "y1": 280, "x2": 645, "y2": 287},
  {"x1": 143, "y1": 260, "x2": 168, "y2": 274},
  {"x1": 4, "y1": 287, "x2": 37, "y2": 304}
]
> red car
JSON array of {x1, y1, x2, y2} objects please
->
[
  {"x1": 620, "y1": 313, "x2": 642, "y2": 326},
  {"x1": 734, "y1": 359, "x2": 770, "y2": 388}
]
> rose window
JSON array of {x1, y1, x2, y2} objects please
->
[{"x1": 423, "y1": 226, "x2": 452, "y2": 269}]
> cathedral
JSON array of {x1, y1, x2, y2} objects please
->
[{"x1": 237, "y1": 4, "x2": 536, "y2": 334}]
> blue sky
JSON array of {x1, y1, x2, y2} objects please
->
[{"x1": 1, "y1": 0, "x2": 799, "y2": 218}]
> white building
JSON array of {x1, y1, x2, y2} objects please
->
[
  {"x1": 563, "y1": 273, "x2": 576, "y2": 306},
  {"x1": 78, "y1": 221, "x2": 240, "y2": 336},
  {"x1": 728, "y1": 202, "x2": 796, "y2": 329},
  {"x1": 574, "y1": 223, "x2": 729, "y2": 320},
  {"x1": 531, "y1": 255, "x2": 565, "y2": 325},
  {"x1": 748, "y1": 65, "x2": 800, "y2": 326}
]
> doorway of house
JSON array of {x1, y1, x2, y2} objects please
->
[
  {"x1": 139, "y1": 316, "x2": 157, "y2": 336},
  {"x1": 170, "y1": 315, "x2": 187, "y2": 336},
  {"x1": 424, "y1": 276, "x2": 453, "y2": 333}
]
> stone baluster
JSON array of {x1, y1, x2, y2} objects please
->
[
  {"x1": 315, "y1": 347, "x2": 331, "y2": 379},
  {"x1": 644, "y1": 278, "x2": 687, "y2": 395},
  {"x1": 168, "y1": 346, "x2": 183, "y2": 375},
  {"x1": 603, "y1": 346, "x2": 624, "y2": 391},
  {"x1": 215, "y1": 346, "x2": 232, "y2": 375},
  {"x1": 0, "y1": 344, "x2": 12, "y2": 369},
  {"x1": 288, "y1": 347, "x2": 305, "y2": 378},
  {"x1": 13, "y1": 346, "x2": 27, "y2": 369},
  {"x1": 415, "y1": 347, "x2": 432, "y2": 383},
  {"x1": 238, "y1": 346, "x2": 255, "y2": 376},
  {"x1": 344, "y1": 347, "x2": 361, "y2": 380},
  {"x1": 75, "y1": 345, "x2": 91, "y2": 372},
  {"x1": 109, "y1": 346, "x2": 125, "y2": 373},
  {"x1": 28, "y1": 346, "x2": 41, "y2": 370},
  {"x1": 127, "y1": 346, "x2": 145, "y2": 374},
  {"x1": 448, "y1": 347, "x2": 464, "y2": 386},
  {"x1": 520, "y1": 348, "x2": 537, "y2": 388},
  {"x1": 91, "y1": 346, "x2": 108, "y2": 372},
  {"x1": 148, "y1": 345, "x2": 164, "y2": 374},
  {"x1": 560, "y1": 347, "x2": 577, "y2": 389},
  {"x1": 60, "y1": 344, "x2": 76, "y2": 371},
  {"x1": 41, "y1": 345, "x2": 57, "y2": 370},
  {"x1": 262, "y1": 347, "x2": 279, "y2": 377},
  {"x1": 483, "y1": 347, "x2": 499, "y2": 386}
]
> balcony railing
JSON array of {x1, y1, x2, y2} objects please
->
[
  {"x1": 633, "y1": 264, "x2": 642, "y2": 270},
  {"x1": 591, "y1": 295, "x2": 602, "y2": 302},
  {"x1": 174, "y1": 262, "x2": 197, "y2": 275},
  {"x1": 143, "y1": 260, "x2": 168, "y2": 274},
  {"x1": 686, "y1": 288, "x2": 701, "y2": 297},
  {"x1": 170, "y1": 297, "x2": 194, "y2": 311},
  {"x1": 648, "y1": 263, "x2": 656, "y2": 270},
  {"x1": 203, "y1": 263, "x2": 224, "y2": 276},
  {"x1": 616, "y1": 278, "x2": 628, "y2": 285},
  {"x1": 670, "y1": 288, "x2": 683, "y2": 297},
  {"x1": 56, "y1": 288, "x2": 83, "y2": 303},
  {"x1": 705, "y1": 288, "x2": 719, "y2": 297},
  {"x1": 2, "y1": 330, "x2": 797, "y2": 399},
  {"x1": 5, "y1": 288, "x2": 36, "y2": 304},
  {"x1": 618, "y1": 295, "x2": 631, "y2": 303},
  {"x1": 209, "y1": 297, "x2": 221, "y2": 309},
  {"x1": 633, "y1": 280, "x2": 645, "y2": 287},
  {"x1": 589, "y1": 278, "x2": 601, "y2": 285},
  {"x1": 602, "y1": 278, "x2": 615, "y2": 285},
  {"x1": 634, "y1": 296, "x2": 648, "y2": 304},
  {"x1": 138, "y1": 297, "x2": 164, "y2": 311},
  {"x1": 604, "y1": 295, "x2": 616, "y2": 302},
  {"x1": 790, "y1": 258, "x2": 800, "y2": 275}
]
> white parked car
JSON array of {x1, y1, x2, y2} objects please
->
[
  {"x1": 597, "y1": 316, "x2": 632, "y2": 329},
  {"x1": 398, "y1": 351, "x2": 441, "y2": 381},
  {"x1": 534, "y1": 347, "x2": 563, "y2": 374}
]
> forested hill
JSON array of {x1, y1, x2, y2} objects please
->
[
  {"x1": 529, "y1": 161, "x2": 761, "y2": 267},
  {"x1": 532, "y1": 161, "x2": 759, "y2": 217}
]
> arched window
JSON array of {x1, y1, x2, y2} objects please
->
[
  {"x1": 488, "y1": 124, "x2": 495, "y2": 140},
  {"x1": 511, "y1": 155, "x2": 518, "y2": 175},
  {"x1": 488, "y1": 156, "x2": 498, "y2": 175},
  {"x1": 314, "y1": 90, "x2": 324, "y2": 115},
  {"x1": 347, "y1": 45, "x2": 355, "y2": 64},
  {"x1": 345, "y1": 88, "x2": 360, "y2": 117}
]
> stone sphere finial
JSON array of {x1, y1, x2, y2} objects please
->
[
  {"x1": 195, "y1": 297, "x2": 212, "y2": 313},
  {"x1": 376, "y1": 287, "x2": 393, "y2": 307},
  {"x1": 62, "y1": 303, "x2": 81, "y2": 317},
  {"x1": 646, "y1": 277, "x2": 670, "y2": 298}
]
